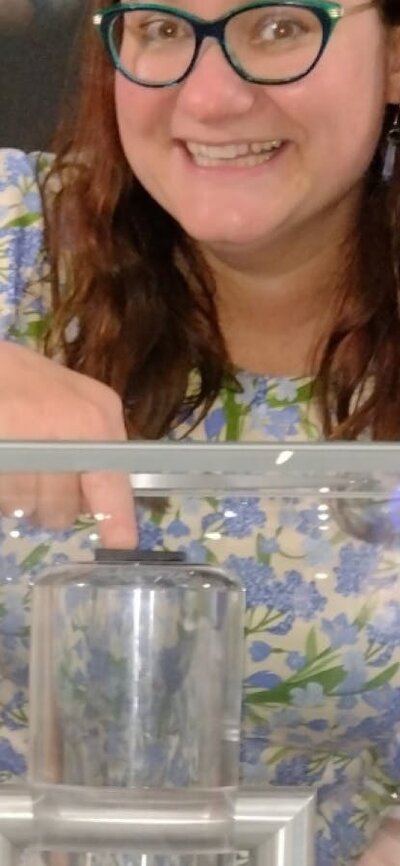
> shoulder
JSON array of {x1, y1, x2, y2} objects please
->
[{"x1": 0, "y1": 149, "x2": 54, "y2": 345}]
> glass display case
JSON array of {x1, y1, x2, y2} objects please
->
[{"x1": 0, "y1": 441, "x2": 400, "y2": 866}]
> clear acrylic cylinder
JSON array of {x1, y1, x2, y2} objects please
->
[{"x1": 28, "y1": 551, "x2": 244, "y2": 865}]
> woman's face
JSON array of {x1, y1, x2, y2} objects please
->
[{"x1": 114, "y1": 0, "x2": 398, "y2": 253}]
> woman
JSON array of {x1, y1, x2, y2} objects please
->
[{"x1": 2, "y1": 0, "x2": 400, "y2": 862}]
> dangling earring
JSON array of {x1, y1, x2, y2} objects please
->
[{"x1": 382, "y1": 105, "x2": 400, "y2": 182}]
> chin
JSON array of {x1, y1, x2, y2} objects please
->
[
  {"x1": 187, "y1": 228, "x2": 276, "y2": 253},
  {"x1": 177, "y1": 215, "x2": 271, "y2": 249},
  {"x1": 170, "y1": 198, "x2": 286, "y2": 248}
]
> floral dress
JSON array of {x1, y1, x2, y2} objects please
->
[{"x1": 1, "y1": 147, "x2": 400, "y2": 866}]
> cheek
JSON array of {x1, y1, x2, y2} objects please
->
[
  {"x1": 115, "y1": 74, "x2": 148, "y2": 143},
  {"x1": 283, "y1": 19, "x2": 388, "y2": 179},
  {"x1": 114, "y1": 73, "x2": 167, "y2": 152}
]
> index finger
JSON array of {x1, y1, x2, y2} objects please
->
[{"x1": 81, "y1": 471, "x2": 138, "y2": 549}]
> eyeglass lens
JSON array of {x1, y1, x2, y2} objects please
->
[{"x1": 109, "y1": 5, "x2": 324, "y2": 85}]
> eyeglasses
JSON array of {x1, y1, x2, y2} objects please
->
[{"x1": 93, "y1": 0, "x2": 376, "y2": 88}]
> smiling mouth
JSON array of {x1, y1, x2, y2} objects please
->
[{"x1": 184, "y1": 139, "x2": 285, "y2": 168}]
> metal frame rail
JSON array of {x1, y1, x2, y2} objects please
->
[{"x1": 0, "y1": 787, "x2": 315, "y2": 866}]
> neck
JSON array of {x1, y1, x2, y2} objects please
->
[{"x1": 203, "y1": 193, "x2": 360, "y2": 377}]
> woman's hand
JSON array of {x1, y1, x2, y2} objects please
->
[
  {"x1": 0, "y1": 342, "x2": 137, "y2": 548},
  {"x1": 357, "y1": 817, "x2": 400, "y2": 865}
]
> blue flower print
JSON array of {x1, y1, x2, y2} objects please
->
[
  {"x1": 382, "y1": 733, "x2": 400, "y2": 780},
  {"x1": 303, "y1": 535, "x2": 335, "y2": 567},
  {"x1": 369, "y1": 645, "x2": 394, "y2": 667},
  {"x1": 0, "y1": 150, "x2": 40, "y2": 195},
  {"x1": 0, "y1": 553, "x2": 20, "y2": 585},
  {"x1": 362, "y1": 684, "x2": 400, "y2": 713},
  {"x1": 296, "y1": 507, "x2": 323, "y2": 540},
  {"x1": 15, "y1": 225, "x2": 44, "y2": 274},
  {"x1": 1, "y1": 691, "x2": 27, "y2": 731},
  {"x1": 271, "y1": 570, "x2": 327, "y2": 620},
  {"x1": 203, "y1": 497, "x2": 266, "y2": 538},
  {"x1": 290, "y1": 683, "x2": 325, "y2": 707},
  {"x1": 308, "y1": 719, "x2": 329, "y2": 732},
  {"x1": 257, "y1": 535, "x2": 280, "y2": 556},
  {"x1": 254, "y1": 378, "x2": 272, "y2": 406},
  {"x1": 180, "y1": 540, "x2": 209, "y2": 563},
  {"x1": 249, "y1": 402, "x2": 269, "y2": 430},
  {"x1": 87, "y1": 648, "x2": 113, "y2": 683},
  {"x1": 202, "y1": 512, "x2": 220, "y2": 533},
  {"x1": 345, "y1": 713, "x2": 394, "y2": 746},
  {"x1": 224, "y1": 555, "x2": 274, "y2": 607},
  {"x1": 222, "y1": 497, "x2": 266, "y2": 537},
  {"x1": 137, "y1": 520, "x2": 164, "y2": 550},
  {"x1": 275, "y1": 754, "x2": 321, "y2": 785},
  {"x1": 268, "y1": 709, "x2": 302, "y2": 729},
  {"x1": 278, "y1": 506, "x2": 299, "y2": 529},
  {"x1": 231, "y1": 557, "x2": 326, "y2": 622},
  {"x1": 316, "y1": 830, "x2": 339, "y2": 866},
  {"x1": 50, "y1": 553, "x2": 70, "y2": 567},
  {"x1": 159, "y1": 644, "x2": 187, "y2": 692},
  {"x1": 244, "y1": 671, "x2": 282, "y2": 689},
  {"x1": 335, "y1": 543, "x2": 378, "y2": 595},
  {"x1": 263, "y1": 405, "x2": 300, "y2": 438},
  {"x1": 321, "y1": 613, "x2": 358, "y2": 649},
  {"x1": 367, "y1": 601, "x2": 400, "y2": 647},
  {"x1": 249, "y1": 641, "x2": 272, "y2": 662},
  {"x1": 232, "y1": 374, "x2": 265, "y2": 409},
  {"x1": 287, "y1": 651, "x2": 306, "y2": 672},
  {"x1": 10, "y1": 518, "x2": 75, "y2": 543},
  {"x1": 336, "y1": 649, "x2": 367, "y2": 693},
  {"x1": 240, "y1": 737, "x2": 267, "y2": 765},
  {"x1": 329, "y1": 807, "x2": 365, "y2": 859},
  {"x1": 204, "y1": 407, "x2": 226, "y2": 440},
  {"x1": 337, "y1": 695, "x2": 358, "y2": 711},
  {"x1": 166, "y1": 518, "x2": 190, "y2": 538},
  {"x1": 0, "y1": 738, "x2": 26, "y2": 777},
  {"x1": 12, "y1": 662, "x2": 29, "y2": 688},
  {"x1": 267, "y1": 613, "x2": 295, "y2": 635},
  {"x1": 0, "y1": 598, "x2": 26, "y2": 636},
  {"x1": 273, "y1": 379, "x2": 299, "y2": 401}
]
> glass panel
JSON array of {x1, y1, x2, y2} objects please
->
[{"x1": 0, "y1": 443, "x2": 398, "y2": 865}]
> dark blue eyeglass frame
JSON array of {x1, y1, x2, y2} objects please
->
[{"x1": 93, "y1": 0, "x2": 376, "y2": 87}]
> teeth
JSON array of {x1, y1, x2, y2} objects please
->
[
  {"x1": 186, "y1": 140, "x2": 282, "y2": 160},
  {"x1": 251, "y1": 141, "x2": 281, "y2": 154},
  {"x1": 189, "y1": 151, "x2": 279, "y2": 168}
]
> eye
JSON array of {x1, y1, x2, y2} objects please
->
[
  {"x1": 137, "y1": 16, "x2": 190, "y2": 43},
  {"x1": 254, "y1": 15, "x2": 310, "y2": 43}
]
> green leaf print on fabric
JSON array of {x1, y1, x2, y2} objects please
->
[
  {"x1": 3, "y1": 213, "x2": 42, "y2": 230},
  {"x1": 246, "y1": 665, "x2": 348, "y2": 706},
  {"x1": 306, "y1": 626, "x2": 319, "y2": 663}
]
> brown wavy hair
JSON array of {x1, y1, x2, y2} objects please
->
[{"x1": 40, "y1": 0, "x2": 400, "y2": 440}]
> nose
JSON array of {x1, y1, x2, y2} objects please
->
[{"x1": 175, "y1": 40, "x2": 257, "y2": 122}]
